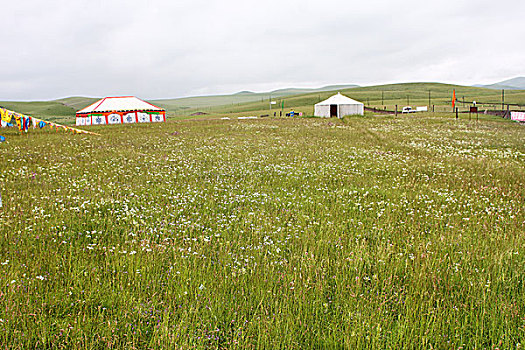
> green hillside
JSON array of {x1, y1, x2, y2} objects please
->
[
  {"x1": 151, "y1": 84, "x2": 359, "y2": 111},
  {"x1": 0, "y1": 85, "x2": 358, "y2": 122},
  {"x1": 2, "y1": 82, "x2": 525, "y2": 124},
  {"x1": 477, "y1": 77, "x2": 525, "y2": 90},
  {"x1": 55, "y1": 97, "x2": 99, "y2": 111},
  {"x1": 151, "y1": 93, "x2": 269, "y2": 112},
  {"x1": 0, "y1": 101, "x2": 78, "y2": 124},
  {"x1": 0, "y1": 97, "x2": 98, "y2": 124},
  {"x1": 193, "y1": 82, "x2": 525, "y2": 117}
]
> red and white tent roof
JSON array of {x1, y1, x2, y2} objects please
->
[{"x1": 77, "y1": 96, "x2": 164, "y2": 114}]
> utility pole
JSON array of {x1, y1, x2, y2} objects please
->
[
  {"x1": 502, "y1": 89, "x2": 505, "y2": 110},
  {"x1": 428, "y1": 90, "x2": 431, "y2": 107},
  {"x1": 407, "y1": 95, "x2": 409, "y2": 105},
  {"x1": 381, "y1": 91, "x2": 384, "y2": 106}
]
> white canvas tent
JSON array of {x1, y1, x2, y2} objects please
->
[{"x1": 314, "y1": 93, "x2": 364, "y2": 118}]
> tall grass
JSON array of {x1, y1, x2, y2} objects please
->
[{"x1": 0, "y1": 114, "x2": 524, "y2": 348}]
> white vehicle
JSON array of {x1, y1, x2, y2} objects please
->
[{"x1": 402, "y1": 106, "x2": 416, "y2": 113}]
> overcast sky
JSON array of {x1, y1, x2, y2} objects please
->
[{"x1": 1, "y1": 0, "x2": 524, "y2": 100}]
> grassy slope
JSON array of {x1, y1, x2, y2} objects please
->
[
  {"x1": 159, "y1": 83, "x2": 525, "y2": 117},
  {"x1": 151, "y1": 85, "x2": 359, "y2": 111},
  {"x1": 0, "y1": 97, "x2": 98, "y2": 124},
  {"x1": 151, "y1": 93, "x2": 271, "y2": 112},
  {"x1": 2, "y1": 82, "x2": 525, "y2": 123},
  {"x1": 55, "y1": 97, "x2": 99, "y2": 111},
  {"x1": 196, "y1": 83, "x2": 525, "y2": 118},
  {"x1": 0, "y1": 114, "x2": 523, "y2": 348}
]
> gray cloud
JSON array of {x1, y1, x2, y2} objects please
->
[{"x1": 1, "y1": 0, "x2": 524, "y2": 100}]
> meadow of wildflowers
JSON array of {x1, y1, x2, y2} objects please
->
[{"x1": 0, "y1": 114, "x2": 524, "y2": 348}]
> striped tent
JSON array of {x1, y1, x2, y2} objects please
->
[{"x1": 76, "y1": 96, "x2": 166, "y2": 126}]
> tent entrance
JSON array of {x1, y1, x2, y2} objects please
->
[{"x1": 330, "y1": 105, "x2": 338, "y2": 117}]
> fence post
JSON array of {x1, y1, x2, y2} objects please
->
[{"x1": 395, "y1": 105, "x2": 398, "y2": 116}]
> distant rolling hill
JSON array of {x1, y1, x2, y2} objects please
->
[
  {"x1": 202, "y1": 82, "x2": 525, "y2": 117},
  {"x1": 55, "y1": 97, "x2": 99, "y2": 111},
  {"x1": 475, "y1": 77, "x2": 525, "y2": 90},
  {"x1": 269, "y1": 84, "x2": 359, "y2": 96},
  {"x1": 0, "y1": 85, "x2": 358, "y2": 121},
  {"x1": 3, "y1": 82, "x2": 525, "y2": 124},
  {"x1": 0, "y1": 97, "x2": 99, "y2": 124},
  {"x1": 151, "y1": 84, "x2": 359, "y2": 111}
]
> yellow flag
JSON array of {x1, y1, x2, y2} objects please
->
[
  {"x1": 1, "y1": 109, "x2": 12, "y2": 123},
  {"x1": 14, "y1": 116, "x2": 22, "y2": 131}
]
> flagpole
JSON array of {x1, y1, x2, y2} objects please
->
[{"x1": 452, "y1": 89, "x2": 456, "y2": 112}]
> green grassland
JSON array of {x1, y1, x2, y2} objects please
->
[
  {"x1": 194, "y1": 83, "x2": 525, "y2": 118},
  {"x1": 55, "y1": 97, "x2": 99, "y2": 111},
  {"x1": 152, "y1": 85, "x2": 359, "y2": 113},
  {"x1": 2, "y1": 83, "x2": 525, "y2": 124},
  {"x1": 0, "y1": 113, "x2": 524, "y2": 348},
  {"x1": 0, "y1": 84, "x2": 359, "y2": 122},
  {"x1": 0, "y1": 101, "x2": 78, "y2": 124},
  {"x1": 0, "y1": 98, "x2": 98, "y2": 125}
]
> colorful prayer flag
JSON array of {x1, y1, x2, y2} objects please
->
[
  {"x1": 23, "y1": 117, "x2": 30, "y2": 132},
  {"x1": 1, "y1": 108, "x2": 99, "y2": 136},
  {"x1": 1, "y1": 109, "x2": 12, "y2": 123}
]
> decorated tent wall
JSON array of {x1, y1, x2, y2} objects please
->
[
  {"x1": 76, "y1": 96, "x2": 166, "y2": 126},
  {"x1": 511, "y1": 111, "x2": 525, "y2": 122},
  {"x1": 76, "y1": 110, "x2": 166, "y2": 126}
]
